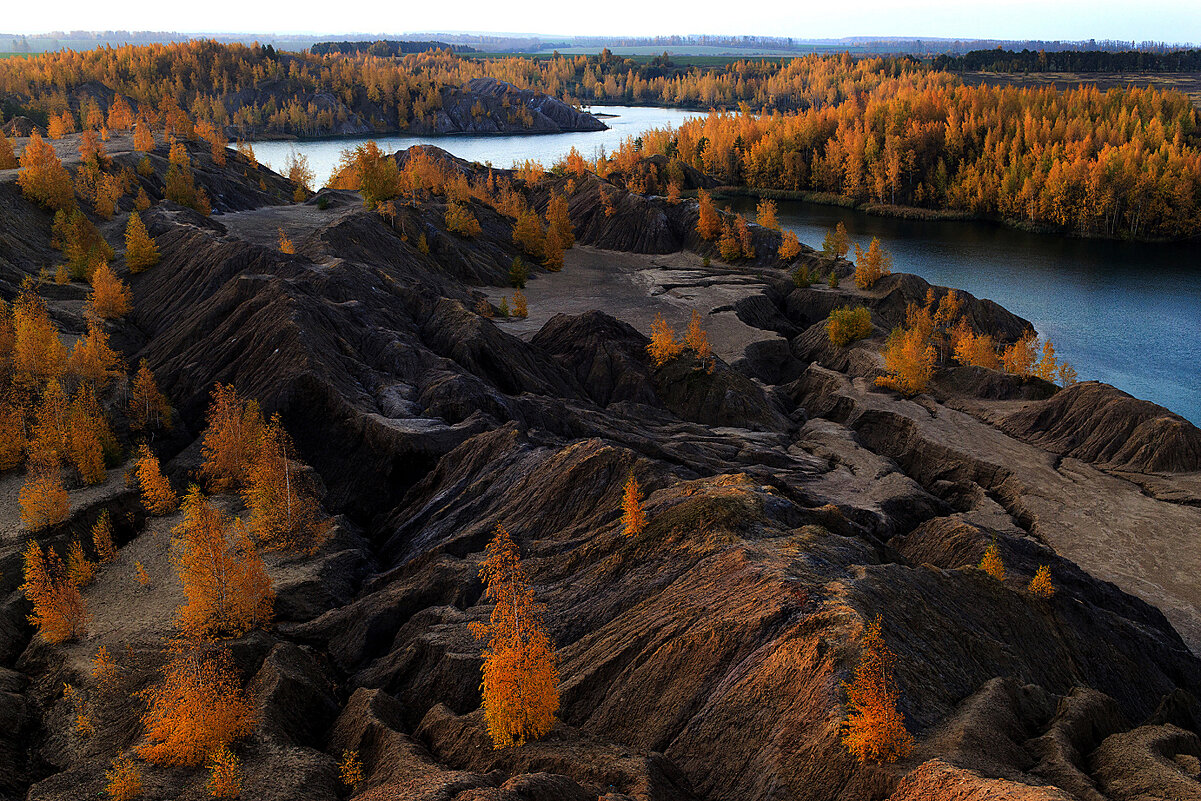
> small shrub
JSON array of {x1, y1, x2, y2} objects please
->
[
  {"x1": 826, "y1": 306, "x2": 873, "y2": 347},
  {"x1": 509, "y1": 257, "x2": 529, "y2": 288},
  {"x1": 792, "y1": 264, "x2": 811, "y2": 287},
  {"x1": 1028, "y1": 565, "x2": 1055, "y2": 598},
  {"x1": 316, "y1": 195, "x2": 330, "y2": 210},
  {"x1": 978, "y1": 542, "x2": 1005, "y2": 581}
]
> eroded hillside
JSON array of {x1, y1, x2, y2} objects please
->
[{"x1": 1, "y1": 132, "x2": 1201, "y2": 801}]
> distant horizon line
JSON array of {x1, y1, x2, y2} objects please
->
[{"x1": 2, "y1": 30, "x2": 1198, "y2": 48}]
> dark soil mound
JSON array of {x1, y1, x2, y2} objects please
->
[{"x1": 1002, "y1": 381, "x2": 1201, "y2": 473}]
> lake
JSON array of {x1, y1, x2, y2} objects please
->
[{"x1": 252, "y1": 106, "x2": 1201, "y2": 424}]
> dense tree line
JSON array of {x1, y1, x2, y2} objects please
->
[
  {"x1": 310, "y1": 40, "x2": 472, "y2": 57},
  {"x1": 933, "y1": 48, "x2": 1201, "y2": 73},
  {"x1": 628, "y1": 80, "x2": 1201, "y2": 239}
]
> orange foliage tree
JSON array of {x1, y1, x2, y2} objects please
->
[
  {"x1": 778, "y1": 230, "x2": 802, "y2": 262},
  {"x1": 469, "y1": 524, "x2": 559, "y2": 749},
  {"x1": 138, "y1": 646, "x2": 255, "y2": 766},
  {"x1": 67, "y1": 319, "x2": 122, "y2": 391},
  {"x1": 0, "y1": 129, "x2": 17, "y2": 169},
  {"x1": 20, "y1": 453, "x2": 70, "y2": 530},
  {"x1": 545, "y1": 191, "x2": 574, "y2": 248},
  {"x1": 92, "y1": 510, "x2": 118, "y2": 563},
  {"x1": 822, "y1": 222, "x2": 849, "y2": 259},
  {"x1": 853, "y1": 237, "x2": 891, "y2": 290},
  {"x1": 200, "y1": 384, "x2": 264, "y2": 490},
  {"x1": 104, "y1": 753, "x2": 142, "y2": 801},
  {"x1": 129, "y1": 360, "x2": 172, "y2": 431},
  {"x1": 684, "y1": 308, "x2": 715, "y2": 370},
  {"x1": 21, "y1": 539, "x2": 89, "y2": 642},
  {"x1": 124, "y1": 211, "x2": 160, "y2": 272},
  {"x1": 12, "y1": 285, "x2": 67, "y2": 385},
  {"x1": 621, "y1": 475, "x2": 646, "y2": 536},
  {"x1": 646, "y1": 313, "x2": 683, "y2": 367},
  {"x1": 243, "y1": 415, "x2": 331, "y2": 552},
  {"x1": 87, "y1": 261, "x2": 132, "y2": 319},
  {"x1": 1028, "y1": 565, "x2": 1055, "y2": 598},
  {"x1": 17, "y1": 131, "x2": 74, "y2": 211},
  {"x1": 172, "y1": 486, "x2": 274, "y2": 638},
  {"x1": 696, "y1": 189, "x2": 721, "y2": 240},
  {"x1": 136, "y1": 442, "x2": 177, "y2": 515},
  {"x1": 511, "y1": 208, "x2": 545, "y2": 259},
  {"x1": 979, "y1": 542, "x2": 1006, "y2": 581},
  {"x1": 207, "y1": 747, "x2": 242, "y2": 798},
  {"x1": 876, "y1": 325, "x2": 936, "y2": 396},
  {"x1": 755, "y1": 198, "x2": 780, "y2": 230},
  {"x1": 842, "y1": 615, "x2": 914, "y2": 764}
]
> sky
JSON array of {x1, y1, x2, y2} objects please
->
[{"x1": 2, "y1": 0, "x2": 1198, "y2": 44}]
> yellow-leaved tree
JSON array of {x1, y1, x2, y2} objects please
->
[
  {"x1": 138, "y1": 646, "x2": 255, "y2": 766},
  {"x1": 242, "y1": 415, "x2": 330, "y2": 552},
  {"x1": 124, "y1": 211, "x2": 160, "y2": 272},
  {"x1": 172, "y1": 486, "x2": 274, "y2": 638},
  {"x1": 136, "y1": 442, "x2": 177, "y2": 514},
  {"x1": 842, "y1": 615, "x2": 914, "y2": 764},
  {"x1": 21, "y1": 539, "x2": 89, "y2": 643},
  {"x1": 17, "y1": 131, "x2": 74, "y2": 211},
  {"x1": 621, "y1": 475, "x2": 646, "y2": 536},
  {"x1": 200, "y1": 384, "x2": 264, "y2": 490},
  {"x1": 469, "y1": 524, "x2": 559, "y2": 749}
]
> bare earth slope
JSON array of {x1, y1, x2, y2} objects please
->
[{"x1": 2, "y1": 140, "x2": 1201, "y2": 801}]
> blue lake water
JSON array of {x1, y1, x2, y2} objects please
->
[{"x1": 253, "y1": 106, "x2": 1201, "y2": 423}]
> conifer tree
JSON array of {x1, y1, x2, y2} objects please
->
[
  {"x1": 277, "y1": 228, "x2": 295, "y2": 254},
  {"x1": 0, "y1": 389, "x2": 28, "y2": 470},
  {"x1": 138, "y1": 647, "x2": 255, "y2": 766},
  {"x1": 133, "y1": 120, "x2": 155, "y2": 152},
  {"x1": 696, "y1": 189, "x2": 721, "y2": 240},
  {"x1": 67, "y1": 319, "x2": 122, "y2": 390},
  {"x1": 136, "y1": 442, "x2": 177, "y2": 515},
  {"x1": 843, "y1": 615, "x2": 914, "y2": 764},
  {"x1": 756, "y1": 198, "x2": 780, "y2": 231},
  {"x1": 21, "y1": 539, "x2": 88, "y2": 642},
  {"x1": 20, "y1": 453, "x2": 70, "y2": 530},
  {"x1": 104, "y1": 753, "x2": 142, "y2": 801},
  {"x1": 107, "y1": 96, "x2": 134, "y2": 131},
  {"x1": 684, "y1": 309, "x2": 714, "y2": 370},
  {"x1": 621, "y1": 475, "x2": 646, "y2": 536},
  {"x1": 469, "y1": 524, "x2": 559, "y2": 748},
  {"x1": 207, "y1": 747, "x2": 241, "y2": 798},
  {"x1": 87, "y1": 262, "x2": 132, "y2": 319},
  {"x1": 12, "y1": 286, "x2": 67, "y2": 385},
  {"x1": 67, "y1": 388, "x2": 108, "y2": 485},
  {"x1": 129, "y1": 360, "x2": 172, "y2": 431},
  {"x1": 512, "y1": 208, "x2": 545, "y2": 258},
  {"x1": 17, "y1": 131, "x2": 74, "y2": 211},
  {"x1": 124, "y1": 211, "x2": 159, "y2": 272},
  {"x1": 66, "y1": 539, "x2": 96, "y2": 586},
  {"x1": 545, "y1": 191, "x2": 574, "y2": 248},
  {"x1": 172, "y1": 486, "x2": 274, "y2": 638}
]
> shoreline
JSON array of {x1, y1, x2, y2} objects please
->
[{"x1": 711, "y1": 185, "x2": 1201, "y2": 244}]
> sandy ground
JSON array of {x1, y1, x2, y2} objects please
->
[{"x1": 486, "y1": 245, "x2": 786, "y2": 363}]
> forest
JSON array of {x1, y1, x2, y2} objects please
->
[
  {"x1": 933, "y1": 47, "x2": 1201, "y2": 73},
  {"x1": 0, "y1": 42, "x2": 1197, "y2": 238}
]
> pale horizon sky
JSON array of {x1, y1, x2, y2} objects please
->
[{"x1": 2, "y1": 0, "x2": 1198, "y2": 44}]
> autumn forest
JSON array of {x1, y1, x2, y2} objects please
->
[{"x1": 0, "y1": 42, "x2": 1198, "y2": 238}]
